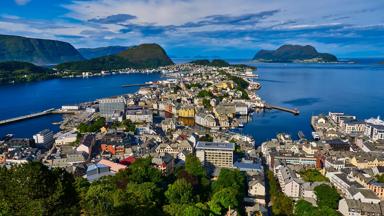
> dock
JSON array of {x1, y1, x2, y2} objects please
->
[
  {"x1": 0, "y1": 108, "x2": 76, "y2": 126},
  {"x1": 121, "y1": 83, "x2": 153, "y2": 87},
  {"x1": 264, "y1": 104, "x2": 300, "y2": 115}
]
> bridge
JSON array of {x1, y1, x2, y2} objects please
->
[
  {"x1": 264, "y1": 104, "x2": 300, "y2": 115},
  {"x1": 0, "y1": 108, "x2": 76, "y2": 126}
]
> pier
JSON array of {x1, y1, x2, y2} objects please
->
[
  {"x1": 121, "y1": 83, "x2": 153, "y2": 87},
  {"x1": 0, "y1": 108, "x2": 76, "y2": 126},
  {"x1": 264, "y1": 104, "x2": 300, "y2": 115}
]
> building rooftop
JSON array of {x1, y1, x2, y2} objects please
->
[{"x1": 196, "y1": 141, "x2": 235, "y2": 150}]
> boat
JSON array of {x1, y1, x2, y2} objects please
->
[
  {"x1": 238, "y1": 123, "x2": 244, "y2": 128},
  {"x1": 298, "y1": 131, "x2": 305, "y2": 139},
  {"x1": 312, "y1": 132, "x2": 320, "y2": 140}
]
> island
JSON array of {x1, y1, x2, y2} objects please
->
[
  {"x1": 253, "y1": 44, "x2": 338, "y2": 63},
  {"x1": 0, "y1": 61, "x2": 55, "y2": 84},
  {"x1": 55, "y1": 43, "x2": 174, "y2": 73},
  {"x1": 0, "y1": 34, "x2": 84, "y2": 65}
]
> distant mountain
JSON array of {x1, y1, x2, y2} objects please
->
[
  {"x1": 253, "y1": 44, "x2": 338, "y2": 63},
  {"x1": 0, "y1": 34, "x2": 84, "y2": 65},
  {"x1": 0, "y1": 61, "x2": 55, "y2": 84},
  {"x1": 78, "y1": 46, "x2": 129, "y2": 59},
  {"x1": 56, "y1": 44, "x2": 174, "y2": 72}
]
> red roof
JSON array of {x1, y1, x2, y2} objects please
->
[{"x1": 120, "y1": 156, "x2": 136, "y2": 165}]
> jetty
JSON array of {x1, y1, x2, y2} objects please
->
[
  {"x1": 121, "y1": 83, "x2": 153, "y2": 87},
  {"x1": 264, "y1": 104, "x2": 300, "y2": 115},
  {"x1": 0, "y1": 108, "x2": 76, "y2": 126}
]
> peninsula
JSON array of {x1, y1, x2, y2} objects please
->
[{"x1": 253, "y1": 44, "x2": 338, "y2": 63}]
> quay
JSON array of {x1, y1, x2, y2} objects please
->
[
  {"x1": 264, "y1": 104, "x2": 300, "y2": 115},
  {"x1": 0, "y1": 108, "x2": 76, "y2": 126},
  {"x1": 121, "y1": 83, "x2": 153, "y2": 87}
]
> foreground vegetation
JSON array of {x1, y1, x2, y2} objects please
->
[
  {"x1": 0, "y1": 155, "x2": 246, "y2": 216},
  {"x1": 299, "y1": 169, "x2": 328, "y2": 182}
]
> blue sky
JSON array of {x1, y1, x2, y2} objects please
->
[{"x1": 0, "y1": 0, "x2": 384, "y2": 58}]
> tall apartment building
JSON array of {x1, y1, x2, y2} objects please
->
[
  {"x1": 33, "y1": 129, "x2": 54, "y2": 149},
  {"x1": 196, "y1": 142, "x2": 234, "y2": 169},
  {"x1": 98, "y1": 97, "x2": 126, "y2": 119}
]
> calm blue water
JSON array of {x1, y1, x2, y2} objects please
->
[
  {"x1": 242, "y1": 62, "x2": 384, "y2": 144},
  {"x1": 0, "y1": 73, "x2": 163, "y2": 137},
  {"x1": 0, "y1": 63, "x2": 383, "y2": 145}
]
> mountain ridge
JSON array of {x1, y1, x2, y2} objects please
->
[
  {"x1": 78, "y1": 46, "x2": 129, "y2": 59},
  {"x1": 0, "y1": 34, "x2": 84, "y2": 65},
  {"x1": 56, "y1": 43, "x2": 174, "y2": 72}
]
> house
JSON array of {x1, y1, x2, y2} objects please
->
[
  {"x1": 151, "y1": 153, "x2": 174, "y2": 175},
  {"x1": 248, "y1": 175, "x2": 266, "y2": 205},
  {"x1": 195, "y1": 113, "x2": 217, "y2": 128},
  {"x1": 348, "y1": 154, "x2": 384, "y2": 169},
  {"x1": 161, "y1": 118, "x2": 176, "y2": 132},
  {"x1": 85, "y1": 163, "x2": 114, "y2": 182},
  {"x1": 76, "y1": 134, "x2": 95, "y2": 155},
  {"x1": 125, "y1": 109, "x2": 153, "y2": 123},
  {"x1": 55, "y1": 131, "x2": 77, "y2": 145},
  {"x1": 338, "y1": 199, "x2": 382, "y2": 216},
  {"x1": 177, "y1": 105, "x2": 195, "y2": 117},
  {"x1": 347, "y1": 187, "x2": 381, "y2": 204},
  {"x1": 100, "y1": 132, "x2": 131, "y2": 155},
  {"x1": 98, "y1": 159, "x2": 127, "y2": 173}
]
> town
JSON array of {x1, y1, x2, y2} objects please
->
[{"x1": 1, "y1": 63, "x2": 384, "y2": 216}]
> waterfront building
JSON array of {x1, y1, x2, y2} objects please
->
[
  {"x1": 195, "y1": 113, "x2": 217, "y2": 128},
  {"x1": 33, "y1": 129, "x2": 54, "y2": 149},
  {"x1": 195, "y1": 141, "x2": 234, "y2": 169},
  {"x1": 235, "y1": 102, "x2": 248, "y2": 115},
  {"x1": 55, "y1": 131, "x2": 77, "y2": 145},
  {"x1": 98, "y1": 97, "x2": 126, "y2": 119}
]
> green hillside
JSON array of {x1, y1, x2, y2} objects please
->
[
  {"x1": 0, "y1": 61, "x2": 55, "y2": 84},
  {"x1": 0, "y1": 34, "x2": 84, "y2": 65},
  {"x1": 56, "y1": 43, "x2": 174, "y2": 72}
]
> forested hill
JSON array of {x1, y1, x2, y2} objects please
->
[
  {"x1": 56, "y1": 43, "x2": 174, "y2": 72},
  {"x1": 0, "y1": 34, "x2": 84, "y2": 65}
]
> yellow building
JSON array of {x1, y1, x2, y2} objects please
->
[
  {"x1": 177, "y1": 106, "x2": 195, "y2": 117},
  {"x1": 215, "y1": 81, "x2": 234, "y2": 90},
  {"x1": 349, "y1": 156, "x2": 384, "y2": 169}
]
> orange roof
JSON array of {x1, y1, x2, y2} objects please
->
[{"x1": 98, "y1": 159, "x2": 127, "y2": 173}]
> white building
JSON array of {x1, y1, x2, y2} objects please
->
[
  {"x1": 195, "y1": 113, "x2": 217, "y2": 128},
  {"x1": 125, "y1": 109, "x2": 153, "y2": 123},
  {"x1": 196, "y1": 142, "x2": 234, "y2": 169},
  {"x1": 55, "y1": 131, "x2": 77, "y2": 145},
  {"x1": 275, "y1": 165, "x2": 303, "y2": 199},
  {"x1": 338, "y1": 199, "x2": 382, "y2": 216},
  {"x1": 33, "y1": 129, "x2": 54, "y2": 148}
]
